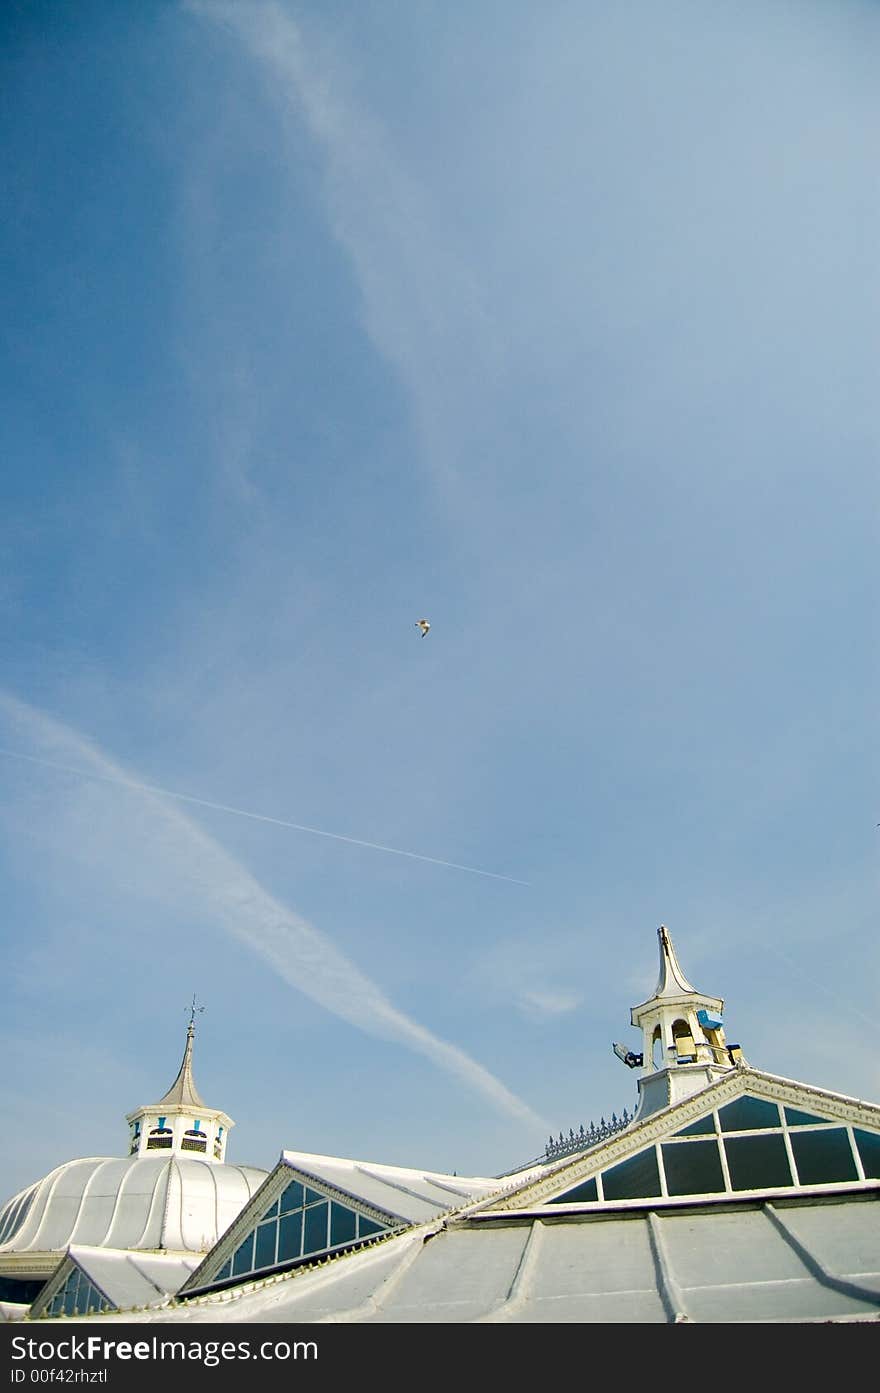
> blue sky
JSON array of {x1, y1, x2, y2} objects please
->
[{"x1": 1, "y1": 0, "x2": 878, "y2": 1201}]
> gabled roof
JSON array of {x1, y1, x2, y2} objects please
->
[
  {"x1": 471, "y1": 1065, "x2": 880, "y2": 1215},
  {"x1": 31, "y1": 1246, "x2": 200, "y2": 1319},
  {"x1": 178, "y1": 1149, "x2": 541, "y2": 1298},
  {"x1": 273, "y1": 1150, "x2": 507, "y2": 1224}
]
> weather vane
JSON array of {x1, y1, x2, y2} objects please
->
[{"x1": 188, "y1": 994, "x2": 205, "y2": 1027}]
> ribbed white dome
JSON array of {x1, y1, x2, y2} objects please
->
[{"x1": 0, "y1": 1154, "x2": 268, "y2": 1257}]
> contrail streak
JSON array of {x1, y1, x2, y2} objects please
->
[
  {"x1": 0, "y1": 692, "x2": 549, "y2": 1132},
  {"x1": 0, "y1": 747, "x2": 530, "y2": 885}
]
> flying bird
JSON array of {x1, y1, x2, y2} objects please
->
[{"x1": 415, "y1": 619, "x2": 431, "y2": 637}]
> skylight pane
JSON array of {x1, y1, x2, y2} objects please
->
[
  {"x1": 601, "y1": 1147, "x2": 661, "y2": 1201},
  {"x1": 254, "y1": 1219, "x2": 277, "y2": 1270},
  {"x1": 784, "y1": 1107, "x2": 831, "y2": 1127},
  {"x1": 303, "y1": 1201, "x2": 329, "y2": 1255},
  {"x1": 673, "y1": 1115, "x2": 716, "y2": 1137},
  {"x1": 280, "y1": 1180, "x2": 304, "y2": 1214},
  {"x1": 357, "y1": 1216, "x2": 385, "y2": 1237},
  {"x1": 790, "y1": 1128, "x2": 857, "y2": 1185},
  {"x1": 854, "y1": 1129, "x2": 880, "y2": 1179},
  {"x1": 661, "y1": 1140, "x2": 726, "y2": 1195},
  {"x1": 330, "y1": 1202, "x2": 357, "y2": 1246},
  {"x1": 724, "y1": 1133, "x2": 792, "y2": 1190},
  {"x1": 718, "y1": 1097, "x2": 781, "y2": 1132},
  {"x1": 231, "y1": 1233, "x2": 255, "y2": 1276},
  {"x1": 277, "y1": 1211, "x2": 302, "y2": 1261},
  {"x1": 548, "y1": 1176, "x2": 599, "y2": 1205}
]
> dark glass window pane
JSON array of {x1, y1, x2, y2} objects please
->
[
  {"x1": 601, "y1": 1147, "x2": 661, "y2": 1201},
  {"x1": 330, "y1": 1203, "x2": 357, "y2": 1246},
  {"x1": 674, "y1": 1115, "x2": 716, "y2": 1138},
  {"x1": 549, "y1": 1176, "x2": 599, "y2": 1204},
  {"x1": 854, "y1": 1129, "x2": 880, "y2": 1179},
  {"x1": 719, "y1": 1097, "x2": 781, "y2": 1132},
  {"x1": 260, "y1": 1197, "x2": 281, "y2": 1220},
  {"x1": 724, "y1": 1133, "x2": 792, "y2": 1190},
  {"x1": 790, "y1": 1128, "x2": 857, "y2": 1185},
  {"x1": 784, "y1": 1107, "x2": 830, "y2": 1128},
  {"x1": 215, "y1": 1260, "x2": 231, "y2": 1281},
  {"x1": 662, "y1": 1140, "x2": 726, "y2": 1196},
  {"x1": 83, "y1": 1281, "x2": 104, "y2": 1315},
  {"x1": 280, "y1": 1181, "x2": 304, "y2": 1214},
  {"x1": 231, "y1": 1233, "x2": 255, "y2": 1276},
  {"x1": 254, "y1": 1220, "x2": 277, "y2": 1270},
  {"x1": 358, "y1": 1216, "x2": 385, "y2": 1237},
  {"x1": 303, "y1": 1202, "x2": 329, "y2": 1255},
  {"x1": 277, "y1": 1212, "x2": 302, "y2": 1261},
  {"x1": 304, "y1": 1187, "x2": 324, "y2": 1207}
]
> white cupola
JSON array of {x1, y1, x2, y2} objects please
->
[
  {"x1": 125, "y1": 1002, "x2": 233, "y2": 1164},
  {"x1": 624, "y1": 925, "x2": 746, "y2": 1120}
]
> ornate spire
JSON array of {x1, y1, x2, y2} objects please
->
[
  {"x1": 626, "y1": 925, "x2": 742, "y2": 1121},
  {"x1": 653, "y1": 924, "x2": 697, "y2": 998},
  {"x1": 155, "y1": 999, "x2": 207, "y2": 1109},
  {"x1": 126, "y1": 999, "x2": 234, "y2": 1163}
]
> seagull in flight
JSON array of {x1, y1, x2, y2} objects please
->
[{"x1": 415, "y1": 618, "x2": 431, "y2": 637}]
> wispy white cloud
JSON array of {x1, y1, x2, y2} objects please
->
[
  {"x1": 183, "y1": 0, "x2": 499, "y2": 488},
  {"x1": 0, "y1": 688, "x2": 548, "y2": 1133},
  {"x1": 469, "y1": 929, "x2": 595, "y2": 1025},
  {"x1": 516, "y1": 988, "x2": 582, "y2": 1022}
]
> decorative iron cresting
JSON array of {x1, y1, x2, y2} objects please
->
[
  {"x1": 544, "y1": 1110, "x2": 633, "y2": 1160},
  {"x1": 498, "y1": 1108, "x2": 635, "y2": 1177}
]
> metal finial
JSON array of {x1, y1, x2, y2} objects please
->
[{"x1": 188, "y1": 995, "x2": 205, "y2": 1027}]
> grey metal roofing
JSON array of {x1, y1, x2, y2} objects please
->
[
  {"x1": 0, "y1": 1155, "x2": 268, "y2": 1257},
  {"x1": 275, "y1": 1150, "x2": 520, "y2": 1224},
  {"x1": 16, "y1": 1060, "x2": 880, "y2": 1325},
  {"x1": 40, "y1": 1191, "x2": 880, "y2": 1325},
  {"x1": 52, "y1": 1062, "x2": 880, "y2": 1324}
]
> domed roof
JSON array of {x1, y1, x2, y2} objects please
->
[{"x1": 0, "y1": 1154, "x2": 268, "y2": 1257}]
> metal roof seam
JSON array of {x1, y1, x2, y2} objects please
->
[
  {"x1": 103, "y1": 1161, "x2": 136, "y2": 1250},
  {"x1": 64, "y1": 1160, "x2": 104, "y2": 1247},
  {"x1": 137, "y1": 1160, "x2": 170, "y2": 1249},
  {"x1": 647, "y1": 1211, "x2": 690, "y2": 1323},
  {"x1": 23, "y1": 1159, "x2": 70, "y2": 1251},
  {"x1": 314, "y1": 1228, "x2": 435, "y2": 1324},
  {"x1": 471, "y1": 1218, "x2": 545, "y2": 1322}
]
